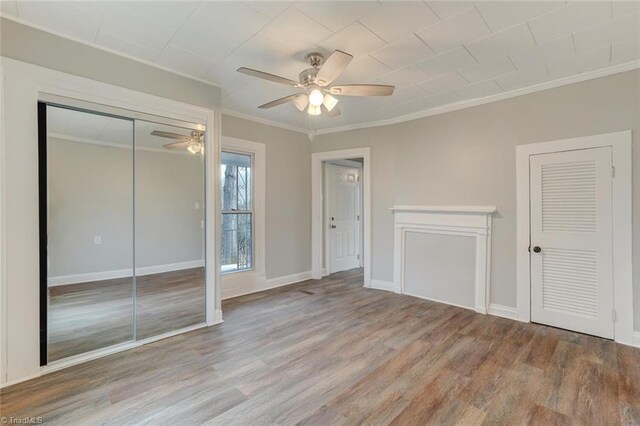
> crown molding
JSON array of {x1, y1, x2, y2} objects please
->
[
  {"x1": 221, "y1": 109, "x2": 309, "y2": 135},
  {"x1": 313, "y1": 59, "x2": 640, "y2": 136},
  {"x1": 4, "y1": 13, "x2": 638, "y2": 137},
  {"x1": 49, "y1": 133, "x2": 197, "y2": 156},
  {"x1": 0, "y1": 13, "x2": 222, "y2": 90}
]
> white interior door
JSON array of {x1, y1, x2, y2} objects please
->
[
  {"x1": 327, "y1": 164, "x2": 360, "y2": 273},
  {"x1": 530, "y1": 147, "x2": 614, "y2": 338}
]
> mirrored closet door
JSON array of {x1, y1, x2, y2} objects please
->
[
  {"x1": 134, "y1": 120, "x2": 205, "y2": 340},
  {"x1": 44, "y1": 105, "x2": 135, "y2": 362},
  {"x1": 40, "y1": 102, "x2": 206, "y2": 365}
]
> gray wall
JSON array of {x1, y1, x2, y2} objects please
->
[
  {"x1": 222, "y1": 114, "x2": 311, "y2": 279},
  {"x1": 0, "y1": 18, "x2": 220, "y2": 109},
  {"x1": 48, "y1": 138, "x2": 133, "y2": 277},
  {"x1": 312, "y1": 70, "x2": 640, "y2": 328},
  {"x1": 48, "y1": 138, "x2": 204, "y2": 279},
  {"x1": 135, "y1": 149, "x2": 204, "y2": 269}
]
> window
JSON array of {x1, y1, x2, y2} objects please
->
[{"x1": 221, "y1": 151, "x2": 253, "y2": 273}]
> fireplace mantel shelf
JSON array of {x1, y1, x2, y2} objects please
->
[{"x1": 390, "y1": 205, "x2": 497, "y2": 214}]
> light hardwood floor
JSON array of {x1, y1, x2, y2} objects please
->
[
  {"x1": 3, "y1": 268, "x2": 639, "y2": 424},
  {"x1": 48, "y1": 267, "x2": 205, "y2": 361}
]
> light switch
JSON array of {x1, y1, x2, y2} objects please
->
[
  {"x1": 201, "y1": 220, "x2": 205, "y2": 229},
  {"x1": 94, "y1": 236, "x2": 102, "y2": 244},
  {"x1": 195, "y1": 202, "x2": 200, "y2": 210}
]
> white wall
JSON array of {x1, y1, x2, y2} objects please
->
[
  {"x1": 313, "y1": 69, "x2": 640, "y2": 330},
  {"x1": 404, "y1": 232, "x2": 476, "y2": 309}
]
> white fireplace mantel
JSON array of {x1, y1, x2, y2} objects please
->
[
  {"x1": 391, "y1": 205, "x2": 497, "y2": 314},
  {"x1": 391, "y1": 205, "x2": 497, "y2": 214}
]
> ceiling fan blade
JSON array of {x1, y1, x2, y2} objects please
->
[
  {"x1": 315, "y1": 50, "x2": 353, "y2": 86},
  {"x1": 322, "y1": 104, "x2": 341, "y2": 118},
  {"x1": 329, "y1": 84, "x2": 395, "y2": 96},
  {"x1": 258, "y1": 94, "x2": 305, "y2": 109},
  {"x1": 237, "y1": 67, "x2": 301, "y2": 87},
  {"x1": 163, "y1": 141, "x2": 191, "y2": 149},
  {"x1": 151, "y1": 130, "x2": 190, "y2": 140}
]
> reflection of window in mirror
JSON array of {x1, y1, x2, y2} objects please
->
[{"x1": 221, "y1": 151, "x2": 253, "y2": 273}]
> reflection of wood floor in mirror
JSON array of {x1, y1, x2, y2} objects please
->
[{"x1": 48, "y1": 267, "x2": 205, "y2": 361}]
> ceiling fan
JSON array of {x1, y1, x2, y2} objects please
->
[
  {"x1": 151, "y1": 130, "x2": 204, "y2": 154},
  {"x1": 237, "y1": 50, "x2": 394, "y2": 117}
]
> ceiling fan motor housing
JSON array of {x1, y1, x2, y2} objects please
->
[{"x1": 299, "y1": 68, "x2": 318, "y2": 86}]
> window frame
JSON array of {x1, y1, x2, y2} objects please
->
[
  {"x1": 221, "y1": 150, "x2": 255, "y2": 274},
  {"x1": 219, "y1": 137, "x2": 265, "y2": 287}
]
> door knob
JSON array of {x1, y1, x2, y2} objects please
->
[{"x1": 532, "y1": 246, "x2": 542, "y2": 253}]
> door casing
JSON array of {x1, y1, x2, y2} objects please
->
[
  {"x1": 311, "y1": 148, "x2": 371, "y2": 287},
  {"x1": 516, "y1": 131, "x2": 633, "y2": 345}
]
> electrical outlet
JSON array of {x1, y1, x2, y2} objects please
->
[{"x1": 94, "y1": 236, "x2": 102, "y2": 244}]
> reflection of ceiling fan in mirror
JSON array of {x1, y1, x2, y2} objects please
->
[
  {"x1": 237, "y1": 50, "x2": 395, "y2": 118},
  {"x1": 152, "y1": 130, "x2": 204, "y2": 155}
]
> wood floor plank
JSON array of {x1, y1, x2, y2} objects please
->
[{"x1": 1, "y1": 268, "x2": 638, "y2": 425}]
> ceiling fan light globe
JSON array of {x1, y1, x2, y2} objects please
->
[
  {"x1": 187, "y1": 144, "x2": 201, "y2": 154},
  {"x1": 323, "y1": 94, "x2": 338, "y2": 112},
  {"x1": 307, "y1": 104, "x2": 322, "y2": 116},
  {"x1": 308, "y1": 89, "x2": 324, "y2": 106}
]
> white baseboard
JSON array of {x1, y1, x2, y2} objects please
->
[
  {"x1": 404, "y1": 291, "x2": 476, "y2": 312},
  {"x1": 369, "y1": 279, "x2": 396, "y2": 292},
  {"x1": 48, "y1": 260, "x2": 205, "y2": 286},
  {"x1": 222, "y1": 270, "x2": 312, "y2": 300},
  {"x1": 0, "y1": 371, "x2": 41, "y2": 389},
  {"x1": 488, "y1": 303, "x2": 519, "y2": 320},
  {"x1": 632, "y1": 331, "x2": 640, "y2": 348},
  {"x1": 267, "y1": 271, "x2": 312, "y2": 288}
]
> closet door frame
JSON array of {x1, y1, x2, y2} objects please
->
[
  {"x1": 515, "y1": 131, "x2": 633, "y2": 346},
  {"x1": 37, "y1": 94, "x2": 218, "y2": 370}
]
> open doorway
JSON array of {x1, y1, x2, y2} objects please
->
[
  {"x1": 323, "y1": 159, "x2": 364, "y2": 275},
  {"x1": 311, "y1": 148, "x2": 371, "y2": 286}
]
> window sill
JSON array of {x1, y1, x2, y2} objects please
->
[{"x1": 221, "y1": 268, "x2": 254, "y2": 276}]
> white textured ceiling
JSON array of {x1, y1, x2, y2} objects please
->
[{"x1": 4, "y1": 1, "x2": 639, "y2": 132}]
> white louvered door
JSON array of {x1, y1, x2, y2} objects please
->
[{"x1": 530, "y1": 147, "x2": 614, "y2": 339}]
